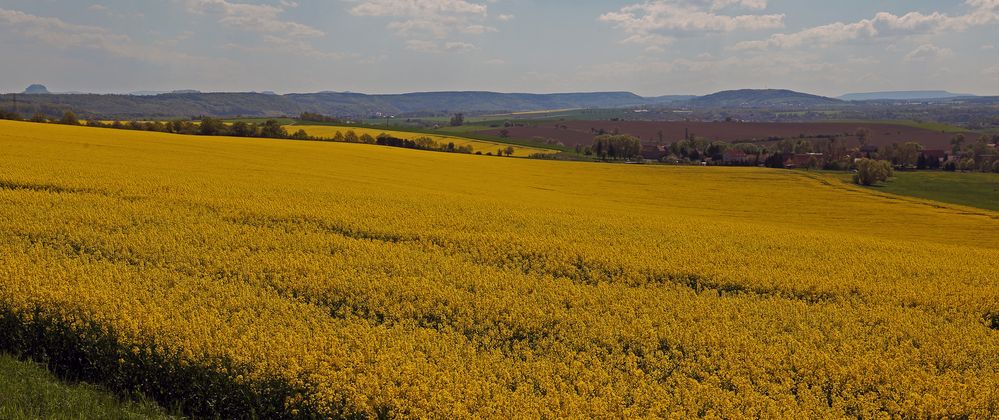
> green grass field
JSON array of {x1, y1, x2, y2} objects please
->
[
  {"x1": 222, "y1": 117, "x2": 297, "y2": 125},
  {"x1": 836, "y1": 171, "x2": 999, "y2": 211},
  {"x1": 830, "y1": 119, "x2": 970, "y2": 133},
  {"x1": 0, "y1": 354, "x2": 175, "y2": 419}
]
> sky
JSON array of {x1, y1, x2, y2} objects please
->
[{"x1": 1, "y1": 0, "x2": 997, "y2": 97}]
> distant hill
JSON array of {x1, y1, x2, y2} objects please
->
[
  {"x1": 129, "y1": 91, "x2": 170, "y2": 96},
  {"x1": 23, "y1": 84, "x2": 50, "y2": 94},
  {"x1": 690, "y1": 89, "x2": 842, "y2": 107},
  {"x1": 646, "y1": 95, "x2": 698, "y2": 103},
  {"x1": 0, "y1": 91, "x2": 652, "y2": 119},
  {"x1": 839, "y1": 91, "x2": 976, "y2": 101},
  {"x1": 128, "y1": 90, "x2": 202, "y2": 96},
  {"x1": 1, "y1": 88, "x2": 896, "y2": 118}
]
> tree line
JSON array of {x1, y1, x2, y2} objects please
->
[
  {"x1": 586, "y1": 134, "x2": 642, "y2": 160},
  {"x1": 0, "y1": 109, "x2": 491, "y2": 156},
  {"x1": 658, "y1": 132, "x2": 999, "y2": 173}
]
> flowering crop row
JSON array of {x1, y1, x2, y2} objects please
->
[{"x1": 0, "y1": 120, "x2": 996, "y2": 417}]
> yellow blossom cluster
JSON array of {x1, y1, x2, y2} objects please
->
[
  {"x1": 288, "y1": 125, "x2": 552, "y2": 156},
  {"x1": 0, "y1": 120, "x2": 996, "y2": 417}
]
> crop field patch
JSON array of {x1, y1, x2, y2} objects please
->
[
  {"x1": 482, "y1": 120, "x2": 972, "y2": 149},
  {"x1": 289, "y1": 124, "x2": 555, "y2": 156},
  {"x1": 0, "y1": 120, "x2": 997, "y2": 418}
]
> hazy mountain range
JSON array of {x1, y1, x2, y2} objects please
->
[
  {"x1": 837, "y1": 91, "x2": 976, "y2": 101},
  {"x1": 4, "y1": 85, "x2": 991, "y2": 119}
]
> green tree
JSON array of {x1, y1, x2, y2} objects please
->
[
  {"x1": 414, "y1": 137, "x2": 436, "y2": 149},
  {"x1": 504, "y1": 146, "x2": 515, "y2": 156},
  {"x1": 259, "y1": 120, "x2": 287, "y2": 138},
  {"x1": 706, "y1": 141, "x2": 730, "y2": 158},
  {"x1": 359, "y1": 133, "x2": 375, "y2": 144},
  {"x1": 199, "y1": 117, "x2": 226, "y2": 136},
  {"x1": 896, "y1": 142, "x2": 924, "y2": 167},
  {"x1": 950, "y1": 134, "x2": 965, "y2": 155},
  {"x1": 59, "y1": 111, "x2": 79, "y2": 125},
  {"x1": 853, "y1": 159, "x2": 893, "y2": 186},
  {"x1": 230, "y1": 121, "x2": 255, "y2": 137},
  {"x1": 344, "y1": 130, "x2": 359, "y2": 143},
  {"x1": 776, "y1": 138, "x2": 807, "y2": 154},
  {"x1": 449, "y1": 113, "x2": 464, "y2": 127},
  {"x1": 290, "y1": 129, "x2": 310, "y2": 140},
  {"x1": 593, "y1": 134, "x2": 641, "y2": 160},
  {"x1": 855, "y1": 127, "x2": 870, "y2": 146}
]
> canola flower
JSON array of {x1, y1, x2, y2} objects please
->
[
  {"x1": 0, "y1": 120, "x2": 997, "y2": 418},
  {"x1": 288, "y1": 124, "x2": 553, "y2": 156}
]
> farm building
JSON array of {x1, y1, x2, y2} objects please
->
[
  {"x1": 641, "y1": 144, "x2": 667, "y2": 160},
  {"x1": 786, "y1": 153, "x2": 823, "y2": 168},
  {"x1": 858, "y1": 145, "x2": 879, "y2": 158}
]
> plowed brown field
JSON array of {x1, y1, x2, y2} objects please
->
[{"x1": 482, "y1": 120, "x2": 970, "y2": 149}]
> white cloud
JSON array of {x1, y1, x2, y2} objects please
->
[
  {"x1": 462, "y1": 24, "x2": 497, "y2": 34},
  {"x1": 348, "y1": 0, "x2": 495, "y2": 53},
  {"x1": 180, "y1": 0, "x2": 348, "y2": 61},
  {"x1": 707, "y1": 0, "x2": 767, "y2": 11},
  {"x1": 497, "y1": 14, "x2": 514, "y2": 21},
  {"x1": 600, "y1": 0, "x2": 784, "y2": 47},
  {"x1": 983, "y1": 64, "x2": 999, "y2": 76},
  {"x1": 349, "y1": 0, "x2": 487, "y2": 17},
  {"x1": 444, "y1": 41, "x2": 476, "y2": 52},
  {"x1": 732, "y1": 0, "x2": 999, "y2": 50},
  {"x1": 182, "y1": 0, "x2": 323, "y2": 37},
  {"x1": 569, "y1": 52, "x2": 863, "y2": 95},
  {"x1": 404, "y1": 39, "x2": 477, "y2": 53},
  {"x1": 904, "y1": 44, "x2": 953, "y2": 62},
  {"x1": 983, "y1": 44, "x2": 996, "y2": 50},
  {"x1": 349, "y1": 0, "x2": 488, "y2": 38},
  {"x1": 0, "y1": 8, "x2": 128, "y2": 47},
  {"x1": 0, "y1": 7, "x2": 225, "y2": 69},
  {"x1": 623, "y1": 33, "x2": 674, "y2": 47},
  {"x1": 405, "y1": 39, "x2": 440, "y2": 52}
]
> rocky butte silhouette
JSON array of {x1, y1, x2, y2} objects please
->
[{"x1": 23, "y1": 84, "x2": 50, "y2": 94}]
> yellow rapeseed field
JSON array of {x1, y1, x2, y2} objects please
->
[
  {"x1": 288, "y1": 124, "x2": 553, "y2": 156},
  {"x1": 0, "y1": 120, "x2": 997, "y2": 417}
]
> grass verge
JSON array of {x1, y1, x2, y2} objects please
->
[
  {"x1": 833, "y1": 170, "x2": 999, "y2": 212},
  {"x1": 0, "y1": 353, "x2": 176, "y2": 419}
]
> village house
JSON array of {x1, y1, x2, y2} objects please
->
[
  {"x1": 641, "y1": 144, "x2": 667, "y2": 161},
  {"x1": 858, "y1": 145, "x2": 879, "y2": 158},
  {"x1": 721, "y1": 149, "x2": 752, "y2": 164},
  {"x1": 786, "y1": 153, "x2": 823, "y2": 168}
]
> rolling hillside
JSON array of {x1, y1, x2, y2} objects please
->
[
  {"x1": 0, "y1": 91, "x2": 651, "y2": 119},
  {"x1": 0, "y1": 120, "x2": 996, "y2": 417},
  {"x1": 689, "y1": 89, "x2": 843, "y2": 107},
  {"x1": 839, "y1": 91, "x2": 976, "y2": 101},
  {"x1": 1, "y1": 89, "x2": 850, "y2": 119},
  {"x1": 289, "y1": 124, "x2": 553, "y2": 156}
]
